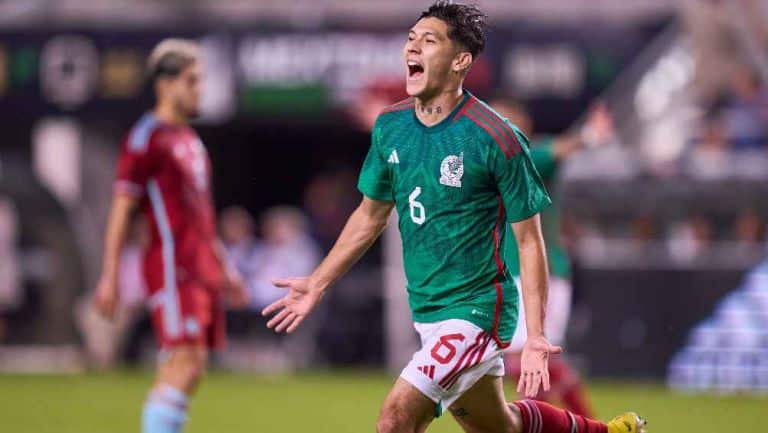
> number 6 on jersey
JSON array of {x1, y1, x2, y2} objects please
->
[{"x1": 409, "y1": 186, "x2": 426, "y2": 225}]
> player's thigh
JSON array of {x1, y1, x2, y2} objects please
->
[
  {"x1": 378, "y1": 378, "x2": 436, "y2": 433},
  {"x1": 449, "y1": 375, "x2": 521, "y2": 433}
]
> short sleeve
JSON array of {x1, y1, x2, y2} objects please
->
[
  {"x1": 114, "y1": 116, "x2": 159, "y2": 197},
  {"x1": 357, "y1": 121, "x2": 394, "y2": 201},
  {"x1": 491, "y1": 126, "x2": 551, "y2": 223}
]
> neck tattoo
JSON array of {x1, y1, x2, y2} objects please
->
[{"x1": 420, "y1": 105, "x2": 443, "y2": 115}]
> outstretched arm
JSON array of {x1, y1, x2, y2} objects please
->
[
  {"x1": 262, "y1": 196, "x2": 394, "y2": 333},
  {"x1": 512, "y1": 214, "x2": 562, "y2": 397},
  {"x1": 553, "y1": 102, "x2": 614, "y2": 160}
]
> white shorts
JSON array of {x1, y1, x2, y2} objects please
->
[
  {"x1": 400, "y1": 319, "x2": 505, "y2": 416},
  {"x1": 508, "y1": 276, "x2": 572, "y2": 351}
]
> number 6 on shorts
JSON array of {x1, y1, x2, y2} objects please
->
[{"x1": 430, "y1": 333, "x2": 466, "y2": 364}]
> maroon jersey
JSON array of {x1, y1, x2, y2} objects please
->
[{"x1": 115, "y1": 113, "x2": 223, "y2": 292}]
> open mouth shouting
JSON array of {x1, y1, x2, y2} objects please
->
[{"x1": 407, "y1": 60, "x2": 425, "y2": 81}]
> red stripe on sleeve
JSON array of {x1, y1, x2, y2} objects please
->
[
  {"x1": 471, "y1": 103, "x2": 523, "y2": 155},
  {"x1": 468, "y1": 105, "x2": 518, "y2": 158},
  {"x1": 465, "y1": 110, "x2": 513, "y2": 160},
  {"x1": 453, "y1": 96, "x2": 476, "y2": 122}
]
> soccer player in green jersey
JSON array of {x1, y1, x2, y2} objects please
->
[
  {"x1": 263, "y1": 2, "x2": 645, "y2": 432},
  {"x1": 492, "y1": 100, "x2": 613, "y2": 418}
]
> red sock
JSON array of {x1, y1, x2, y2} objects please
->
[
  {"x1": 547, "y1": 357, "x2": 595, "y2": 418},
  {"x1": 514, "y1": 400, "x2": 607, "y2": 433}
]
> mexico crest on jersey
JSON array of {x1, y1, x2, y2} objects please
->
[{"x1": 439, "y1": 153, "x2": 464, "y2": 188}]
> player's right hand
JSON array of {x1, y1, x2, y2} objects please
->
[
  {"x1": 262, "y1": 277, "x2": 324, "y2": 334},
  {"x1": 93, "y1": 274, "x2": 119, "y2": 320}
]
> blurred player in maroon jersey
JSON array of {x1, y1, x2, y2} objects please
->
[{"x1": 93, "y1": 39, "x2": 246, "y2": 433}]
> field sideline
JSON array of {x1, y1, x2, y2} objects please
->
[{"x1": 0, "y1": 371, "x2": 763, "y2": 433}]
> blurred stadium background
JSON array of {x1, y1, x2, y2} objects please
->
[{"x1": 0, "y1": 0, "x2": 767, "y2": 431}]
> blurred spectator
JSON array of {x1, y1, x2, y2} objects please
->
[
  {"x1": 667, "y1": 215, "x2": 714, "y2": 263},
  {"x1": 220, "y1": 204, "x2": 322, "y2": 311},
  {"x1": 720, "y1": 65, "x2": 768, "y2": 150},
  {"x1": 76, "y1": 217, "x2": 148, "y2": 369},
  {"x1": 683, "y1": 116, "x2": 730, "y2": 179},
  {"x1": 303, "y1": 168, "x2": 360, "y2": 251},
  {"x1": 631, "y1": 214, "x2": 659, "y2": 250},
  {"x1": 220, "y1": 205, "x2": 259, "y2": 293},
  {"x1": 222, "y1": 206, "x2": 323, "y2": 371},
  {"x1": 732, "y1": 208, "x2": 765, "y2": 245},
  {"x1": 248, "y1": 206, "x2": 321, "y2": 310},
  {"x1": 220, "y1": 205, "x2": 256, "y2": 252}
]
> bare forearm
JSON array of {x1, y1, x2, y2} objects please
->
[
  {"x1": 309, "y1": 204, "x2": 389, "y2": 293},
  {"x1": 518, "y1": 240, "x2": 548, "y2": 337},
  {"x1": 513, "y1": 216, "x2": 549, "y2": 338},
  {"x1": 213, "y1": 239, "x2": 236, "y2": 276},
  {"x1": 101, "y1": 194, "x2": 137, "y2": 279}
]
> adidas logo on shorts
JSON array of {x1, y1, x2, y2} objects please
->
[{"x1": 417, "y1": 365, "x2": 435, "y2": 379}]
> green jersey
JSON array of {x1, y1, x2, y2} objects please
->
[
  {"x1": 503, "y1": 138, "x2": 571, "y2": 278},
  {"x1": 357, "y1": 92, "x2": 551, "y2": 343}
]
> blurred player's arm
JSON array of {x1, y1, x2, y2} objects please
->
[
  {"x1": 263, "y1": 196, "x2": 394, "y2": 333},
  {"x1": 539, "y1": 130, "x2": 585, "y2": 165},
  {"x1": 529, "y1": 102, "x2": 614, "y2": 180},
  {"x1": 212, "y1": 239, "x2": 248, "y2": 308},
  {"x1": 93, "y1": 193, "x2": 138, "y2": 319},
  {"x1": 552, "y1": 102, "x2": 613, "y2": 160}
]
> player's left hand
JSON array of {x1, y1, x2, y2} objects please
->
[
  {"x1": 517, "y1": 335, "x2": 562, "y2": 398},
  {"x1": 262, "y1": 277, "x2": 324, "y2": 334}
]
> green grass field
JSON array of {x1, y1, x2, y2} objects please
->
[{"x1": 0, "y1": 371, "x2": 763, "y2": 433}]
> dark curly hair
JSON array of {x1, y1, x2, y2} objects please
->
[{"x1": 418, "y1": 1, "x2": 488, "y2": 58}]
